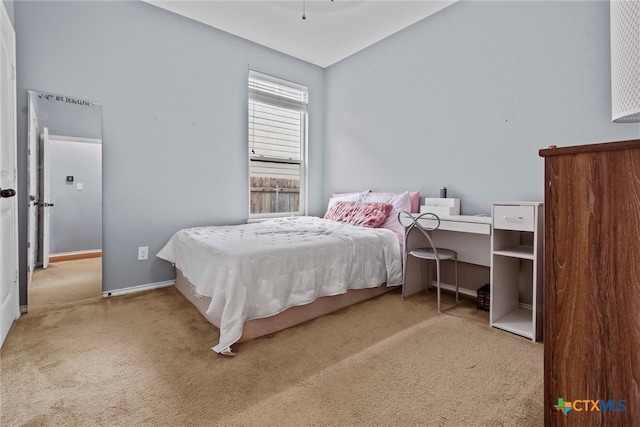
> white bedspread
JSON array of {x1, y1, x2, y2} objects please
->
[{"x1": 156, "y1": 216, "x2": 402, "y2": 354}]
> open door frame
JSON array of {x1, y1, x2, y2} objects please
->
[
  {"x1": 0, "y1": 0, "x2": 20, "y2": 348},
  {"x1": 27, "y1": 95, "x2": 38, "y2": 280},
  {"x1": 41, "y1": 127, "x2": 50, "y2": 268}
]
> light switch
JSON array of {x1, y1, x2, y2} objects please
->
[{"x1": 77, "y1": 183, "x2": 83, "y2": 191}]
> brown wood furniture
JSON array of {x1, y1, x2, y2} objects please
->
[{"x1": 539, "y1": 139, "x2": 640, "y2": 426}]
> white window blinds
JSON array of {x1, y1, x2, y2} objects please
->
[{"x1": 248, "y1": 72, "x2": 308, "y2": 113}]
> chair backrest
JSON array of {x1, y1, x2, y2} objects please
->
[{"x1": 397, "y1": 211, "x2": 441, "y2": 256}]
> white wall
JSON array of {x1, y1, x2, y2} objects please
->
[{"x1": 324, "y1": 1, "x2": 640, "y2": 215}]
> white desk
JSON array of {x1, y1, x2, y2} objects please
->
[{"x1": 402, "y1": 214, "x2": 492, "y2": 298}]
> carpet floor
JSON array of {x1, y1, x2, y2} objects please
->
[
  {"x1": 27, "y1": 258, "x2": 102, "y2": 315},
  {"x1": 1, "y1": 269, "x2": 543, "y2": 426}
]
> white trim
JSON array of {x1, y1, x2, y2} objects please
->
[
  {"x1": 102, "y1": 280, "x2": 174, "y2": 298},
  {"x1": 519, "y1": 302, "x2": 533, "y2": 311},
  {"x1": 50, "y1": 249, "x2": 101, "y2": 257},
  {"x1": 436, "y1": 282, "x2": 477, "y2": 298},
  {"x1": 20, "y1": 305, "x2": 28, "y2": 314},
  {"x1": 49, "y1": 134, "x2": 102, "y2": 144},
  {"x1": 435, "y1": 281, "x2": 534, "y2": 310}
]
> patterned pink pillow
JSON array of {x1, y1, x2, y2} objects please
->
[{"x1": 324, "y1": 201, "x2": 393, "y2": 228}]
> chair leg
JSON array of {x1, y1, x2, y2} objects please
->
[
  {"x1": 422, "y1": 261, "x2": 429, "y2": 294},
  {"x1": 436, "y1": 259, "x2": 441, "y2": 313},
  {"x1": 454, "y1": 256, "x2": 459, "y2": 302},
  {"x1": 401, "y1": 253, "x2": 408, "y2": 300}
]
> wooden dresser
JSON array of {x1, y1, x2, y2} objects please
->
[{"x1": 539, "y1": 139, "x2": 640, "y2": 426}]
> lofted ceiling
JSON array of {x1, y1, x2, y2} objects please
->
[{"x1": 145, "y1": 1, "x2": 457, "y2": 68}]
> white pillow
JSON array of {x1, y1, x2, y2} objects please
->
[
  {"x1": 362, "y1": 191, "x2": 412, "y2": 249},
  {"x1": 326, "y1": 192, "x2": 363, "y2": 211}
]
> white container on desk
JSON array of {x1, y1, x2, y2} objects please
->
[{"x1": 420, "y1": 198, "x2": 460, "y2": 217}]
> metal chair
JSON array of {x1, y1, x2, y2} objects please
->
[{"x1": 398, "y1": 211, "x2": 459, "y2": 313}]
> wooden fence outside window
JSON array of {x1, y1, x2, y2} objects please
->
[{"x1": 250, "y1": 177, "x2": 300, "y2": 214}]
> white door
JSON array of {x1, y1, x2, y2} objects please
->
[
  {"x1": 0, "y1": 1, "x2": 19, "y2": 348},
  {"x1": 42, "y1": 127, "x2": 51, "y2": 268},
  {"x1": 27, "y1": 96, "x2": 38, "y2": 280}
]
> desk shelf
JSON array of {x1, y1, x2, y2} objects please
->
[
  {"x1": 490, "y1": 202, "x2": 543, "y2": 342},
  {"x1": 491, "y1": 307, "x2": 533, "y2": 339},
  {"x1": 493, "y1": 245, "x2": 534, "y2": 260}
]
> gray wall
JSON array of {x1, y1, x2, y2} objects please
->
[
  {"x1": 2, "y1": 0, "x2": 13, "y2": 25},
  {"x1": 324, "y1": 0, "x2": 640, "y2": 215},
  {"x1": 49, "y1": 139, "x2": 102, "y2": 254},
  {"x1": 14, "y1": 1, "x2": 325, "y2": 304},
  {"x1": 13, "y1": 1, "x2": 640, "y2": 304},
  {"x1": 31, "y1": 92, "x2": 102, "y2": 140}
]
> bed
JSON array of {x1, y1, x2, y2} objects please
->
[{"x1": 157, "y1": 191, "x2": 416, "y2": 355}]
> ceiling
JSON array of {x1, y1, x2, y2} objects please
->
[{"x1": 145, "y1": 1, "x2": 457, "y2": 68}]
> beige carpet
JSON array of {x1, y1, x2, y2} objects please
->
[
  {"x1": 1, "y1": 282, "x2": 543, "y2": 426},
  {"x1": 27, "y1": 258, "x2": 102, "y2": 315}
]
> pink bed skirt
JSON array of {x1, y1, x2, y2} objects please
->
[{"x1": 174, "y1": 268, "x2": 395, "y2": 343}]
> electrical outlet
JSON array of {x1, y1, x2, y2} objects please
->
[{"x1": 138, "y1": 246, "x2": 149, "y2": 261}]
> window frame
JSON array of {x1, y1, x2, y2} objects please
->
[{"x1": 248, "y1": 70, "x2": 308, "y2": 220}]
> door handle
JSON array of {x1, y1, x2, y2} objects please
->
[{"x1": 0, "y1": 188, "x2": 16, "y2": 198}]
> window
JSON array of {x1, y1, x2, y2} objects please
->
[{"x1": 248, "y1": 71, "x2": 308, "y2": 218}]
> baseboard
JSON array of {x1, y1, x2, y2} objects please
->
[
  {"x1": 103, "y1": 280, "x2": 175, "y2": 298},
  {"x1": 20, "y1": 305, "x2": 28, "y2": 314},
  {"x1": 50, "y1": 250, "x2": 102, "y2": 263},
  {"x1": 519, "y1": 302, "x2": 533, "y2": 311},
  {"x1": 433, "y1": 281, "x2": 533, "y2": 310},
  {"x1": 433, "y1": 281, "x2": 478, "y2": 298}
]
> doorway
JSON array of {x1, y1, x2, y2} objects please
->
[
  {"x1": 1, "y1": 0, "x2": 19, "y2": 347},
  {"x1": 27, "y1": 91, "x2": 102, "y2": 313}
]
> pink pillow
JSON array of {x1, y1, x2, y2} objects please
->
[
  {"x1": 408, "y1": 191, "x2": 420, "y2": 213},
  {"x1": 362, "y1": 191, "x2": 412, "y2": 252},
  {"x1": 370, "y1": 191, "x2": 420, "y2": 213},
  {"x1": 324, "y1": 201, "x2": 393, "y2": 228}
]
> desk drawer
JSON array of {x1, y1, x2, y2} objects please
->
[
  {"x1": 418, "y1": 218, "x2": 491, "y2": 235},
  {"x1": 493, "y1": 205, "x2": 535, "y2": 231}
]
